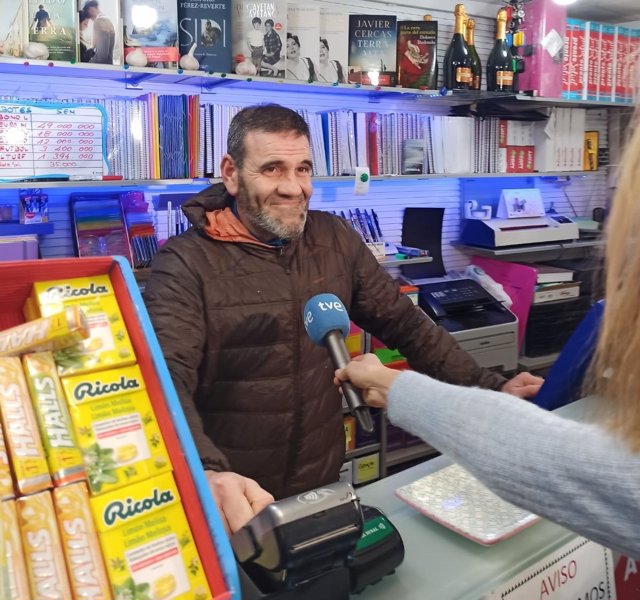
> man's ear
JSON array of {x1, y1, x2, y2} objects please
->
[{"x1": 220, "y1": 154, "x2": 239, "y2": 196}]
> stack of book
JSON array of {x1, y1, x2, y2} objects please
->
[{"x1": 531, "y1": 264, "x2": 580, "y2": 304}]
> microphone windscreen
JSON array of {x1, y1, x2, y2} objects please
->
[{"x1": 303, "y1": 294, "x2": 350, "y2": 346}]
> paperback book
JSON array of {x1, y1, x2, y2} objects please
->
[
  {"x1": 231, "y1": 0, "x2": 286, "y2": 77},
  {"x1": 286, "y1": 4, "x2": 319, "y2": 82},
  {"x1": 28, "y1": 0, "x2": 76, "y2": 62},
  {"x1": 319, "y1": 8, "x2": 348, "y2": 84},
  {"x1": 77, "y1": 0, "x2": 122, "y2": 65},
  {"x1": 396, "y1": 20, "x2": 438, "y2": 89},
  {"x1": 348, "y1": 14, "x2": 397, "y2": 86},
  {"x1": 122, "y1": 0, "x2": 179, "y2": 68},
  {"x1": 0, "y1": 0, "x2": 27, "y2": 58},
  {"x1": 178, "y1": 0, "x2": 231, "y2": 73}
]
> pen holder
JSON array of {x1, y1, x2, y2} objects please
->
[{"x1": 366, "y1": 242, "x2": 386, "y2": 261}]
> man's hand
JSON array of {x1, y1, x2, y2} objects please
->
[
  {"x1": 205, "y1": 471, "x2": 274, "y2": 535},
  {"x1": 502, "y1": 372, "x2": 544, "y2": 399}
]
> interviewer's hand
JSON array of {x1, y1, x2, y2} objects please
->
[
  {"x1": 501, "y1": 371, "x2": 544, "y2": 399},
  {"x1": 205, "y1": 471, "x2": 274, "y2": 535},
  {"x1": 334, "y1": 353, "x2": 400, "y2": 409}
]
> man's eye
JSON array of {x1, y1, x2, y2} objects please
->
[
  {"x1": 263, "y1": 166, "x2": 278, "y2": 174},
  {"x1": 298, "y1": 166, "x2": 311, "y2": 174}
]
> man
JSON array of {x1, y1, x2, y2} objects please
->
[
  {"x1": 261, "y1": 19, "x2": 282, "y2": 76},
  {"x1": 247, "y1": 17, "x2": 264, "y2": 73},
  {"x1": 83, "y1": 0, "x2": 115, "y2": 64},
  {"x1": 32, "y1": 5, "x2": 51, "y2": 32},
  {"x1": 144, "y1": 104, "x2": 542, "y2": 534}
]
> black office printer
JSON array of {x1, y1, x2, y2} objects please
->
[{"x1": 417, "y1": 279, "x2": 518, "y2": 372}]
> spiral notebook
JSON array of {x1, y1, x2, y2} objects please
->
[{"x1": 395, "y1": 463, "x2": 540, "y2": 545}]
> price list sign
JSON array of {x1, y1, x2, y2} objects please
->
[{"x1": 0, "y1": 102, "x2": 108, "y2": 181}]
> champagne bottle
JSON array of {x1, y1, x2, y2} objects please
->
[
  {"x1": 486, "y1": 9, "x2": 514, "y2": 92},
  {"x1": 466, "y1": 18, "x2": 482, "y2": 90},
  {"x1": 443, "y1": 4, "x2": 472, "y2": 90}
]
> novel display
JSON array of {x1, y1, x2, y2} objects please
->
[
  {"x1": 28, "y1": 0, "x2": 76, "y2": 62},
  {"x1": 396, "y1": 17, "x2": 438, "y2": 89},
  {"x1": 348, "y1": 14, "x2": 397, "y2": 86},
  {"x1": 77, "y1": 0, "x2": 122, "y2": 65}
]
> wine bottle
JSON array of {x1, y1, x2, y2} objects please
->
[
  {"x1": 486, "y1": 9, "x2": 514, "y2": 92},
  {"x1": 443, "y1": 4, "x2": 472, "y2": 90},
  {"x1": 466, "y1": 18, "x2": 482, "y2": 90}
]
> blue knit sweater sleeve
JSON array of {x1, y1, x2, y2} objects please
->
[{"x1": 388, "y1": 370, "x2": 640, "y2": 558}]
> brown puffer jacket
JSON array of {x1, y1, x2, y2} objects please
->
[{"x1": 144, "y1": 183, "x2": 506, "y2": 499}]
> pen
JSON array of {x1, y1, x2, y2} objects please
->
[{"x1": 371, "y1": 209, "x2": 383, "y2": 240}]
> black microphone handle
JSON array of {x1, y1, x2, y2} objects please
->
[{"x1": 325, "y1": 331, "x2": 375, "y2": 433}]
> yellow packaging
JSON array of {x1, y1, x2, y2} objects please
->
[
  {"x1": 0, "y1": 357, "x2": 52, "y2": 495},
  {"x1": 17, "y1": 491, "x2": 73, "y2": 600},
  {"x1": 1, "y1": 500, "x2": 31, "y2": 600},
  {"x1": 0, "y1": 423, "x2": 15, "y2": 499},
  {"x1": 61, "y1": 364, "x2": 146, "y2": 406},
  {"x1": 29, "y1": 276, "x2": 135, "y2": 377},
  {"x1": 0, "y1": 306, "x2": 89, "y2": 357},
  {"x1": 53, "y1": 483, "x2": 113, "y2": 600},
  {"x1": 23, "y1": 352, "x2": 87, "y2": 486},
  {"x1": 65, "y1": 388, "x2": 171, "y2": 495},
  {"x1": 90, "y1": 472, "x2": 211, "y2": 600}
]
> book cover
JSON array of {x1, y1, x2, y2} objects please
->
[
  {"x1": 599, "y1": 24, "x2": 615, "y2": 101},
  {"x1": 286, "y1": 4, "x2": 319, "y2": 82},
  {"x1": 77, "y1": 0, "x2": 122, "y2": 65},
  {"x1": 531, "y1": 263, "x2": 574, "y2": 284},
  {"x1": 0, "y1": 0, "x2": 27, "y2": 58},
  {"x1": 178, "y1": 0, "x2": 231, "y2": 73},
  {"x1": 231, "y1": 0, "x2": 286, "y2": 77},
  {"x1": 122, "y1": 0, "x2": 179, "y2": 68},
  {"x1": 28, "y1": 0, "x2": 76, "y2": 61},
  {"x1": 319, "y1": 8, "x2": 348, "y2": 83},
  {"x1": 401, "y1": 139, "x2": 423, "y2": 175},
  {"x1": 348, "y1": 14, "x2": 397, "y2": 86},
  {"x1": 396, "y1": 20, "x2": 437, "y2": 89},
  {"x1": 533, "y1": 281, "x2": 580, "y2": 304},
  {"x1": 614, "y1": 26, "x2": 629, "y2": 103}
]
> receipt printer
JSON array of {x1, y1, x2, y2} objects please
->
[{"x1": 231, "y1": 482, "x2": 404, "y2": 599}]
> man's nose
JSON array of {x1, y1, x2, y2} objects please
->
[{"x1": 277, "y1": 171, "x2": 305, "y2": 196}]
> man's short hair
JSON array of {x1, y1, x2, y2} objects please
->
[
  {"x1": 83, "y1": 0, "x2": 99, "y2": 9},
  {"x1": 251, "y1": 17, "x2": 261, "y2": 25},
  {"x1": 265, "y1": 19, "x2": 274, "y2": 27},
  {"x1": 227, "y1": 104, "x2": 310, "y2": 168}
]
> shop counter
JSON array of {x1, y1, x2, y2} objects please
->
[{"x1": 358, "y1": 397, "x2": 595, "y2": 600}]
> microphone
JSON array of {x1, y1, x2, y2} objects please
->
[{"x1": 303, "y1": 294, "x2": 374, "y2": 433}]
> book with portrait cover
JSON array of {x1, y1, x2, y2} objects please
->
[
  {"x1": 286, "y1": 4, "x2": 319, "y2": 82},
  {"x1": 0, "y1": 0, "x2": 27, "y2": 58},
  {"x1": 396, "y1": 20, "x2": 438, "y2": 89},
  {"x1": 28, "y1": 0, "x2": 76, "y2": 61},
  {"x1": 178, "y1": 0, "x2": 231, "y2": 73},
  {"x1": 77, "y1": 0, "x2": 122, "y2": 65},
  {"x1": 122, "y1": 0, "x2": 179, "y2": 68},
  {"x1": 231, "y1": 0, "x2": 286, "y2": 77},
  {"x1": 319, "y1": 8, "x2": 348, "y2": 84},
  {"x1": 348, "y1": 14, "x2": 397, "y2": 86}
]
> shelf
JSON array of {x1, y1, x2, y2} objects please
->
[
  {"x1": 346, "y1": 443, "x2": 382, "y2": 460},
  {"x1": 386, "y1": 443, "x2": 438, "y2": 468},
  {"x1": 453, "y1": 239, "x2": 604, "y2": 262},
  {"x1": 519, "y1": 352, "x2": 559, "y2": 371},
  {"x1": 475, "y1": 93, "x2": 633, "y2": 110},
  {"x1": 379, "y1": 255, "x2": 433, "y2": 267},
  {"x1": 0, "y1": 222, "x2": 54, "y2": 235}
]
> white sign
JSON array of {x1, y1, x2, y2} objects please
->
[
  {"x1": 482, "y1": 537, "x2": 615, "y2": 600},
  {"x1": 497, "y1": 188, "x2": 546, "y2": 219}
]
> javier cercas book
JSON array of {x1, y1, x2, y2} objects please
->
[
  {"x1": 77, "y1": 0, "x2": 122, "y2": 65},
  {"x1": 29, "y1": 0, "x2": 76, "y2": 61},
  {"x1": 231, "y1": 0, "x2": 286, "y2": 77},
  {"x1": 396, "y1": 20, "x2": 438, "y2": 89},
  {"x1": 348, "y1": 14, "x2": 397, "y2": 86},
  {"x1": 122, "y1": 0, "x2": 179, "y2": 68},
  {"x1": 178, "y1": 0, "x2": 231, "y2": 73}
]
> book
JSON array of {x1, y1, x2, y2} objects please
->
[
  {"x1": 401, "y1": 139, "x2": 423, "y2": 175},
  {"x1": 286, "y1": 4, "x2": 319, "y2": 82},
  {"x1": 231, "y1": 0, "x2": 286, "y2": 77},
  {"x1": 28, "y1": 0, "x2": 76, "y2": 62},
  {"x1": 348, "y1": 14, "x2": 397, "y2": 86},
  {"x1": 396, "y1": 20, "x2": 438, "y2": 89},
  {"x1": 0, "y1": 0, "x2": 27, "y2": 58},
  {"x1": 533, "y1": 281, "x2": 580, "y2": 304},
  {"x1": 122, "y1": 0, "x2": 179, "y2": 68},
  {"x1": 178, "y1": 0, "x2": 231, "y2": 73},
  {"x1": 531, "y1": 264, "x2": 574, "y2": 284},
  {"x1": 319, "y1": 8, "x2": 348, "y2": 84},
  {"x1": 77, "y1": 0, "x2": 122, "y2": 65}
]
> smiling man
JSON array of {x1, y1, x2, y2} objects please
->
[{"x1": 144, "y1": 104, "x2": 542, "y2": 535}]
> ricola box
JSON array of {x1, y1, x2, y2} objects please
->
[
  {"x1": 89, "y1": 471, "x2": 211, "y2": 600},
  {"x1": 61, "y1": 365, "x2": 171, "y2": 495},
  {"x1": 27, "y1": 275, "x2": 136, "y2": 377}
]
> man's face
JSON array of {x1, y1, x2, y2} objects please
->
[
  {"x1": 87, "y1": 6, "x2": 98, "y2": 18},
  {"x1": 223, "y1": 130, "x2": 313, "y2": 241},
  {"x1": 265, "y1": 22, "x2": 272, "y2": 32}
]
